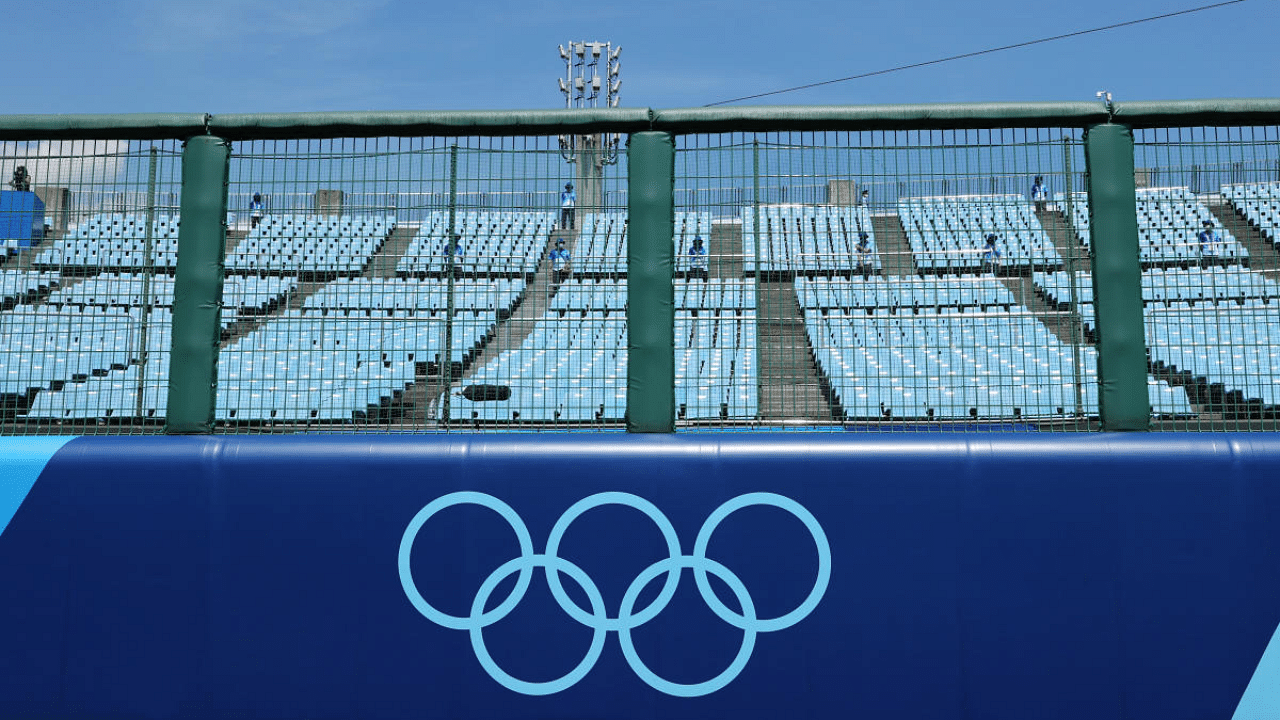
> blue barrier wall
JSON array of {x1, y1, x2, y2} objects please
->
[
  {"x1": 0, "y1": 190, "x2": 44, "y2": 243},
  {"x1": 2, "y1": 433, "x2": 1280, "y2": 720}
]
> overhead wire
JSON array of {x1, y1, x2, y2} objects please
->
[{"x1": 704, "y1": 0, "x2": 1251, "y2": 107}]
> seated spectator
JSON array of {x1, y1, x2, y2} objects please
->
[
  {"x1": 444, "y1": 235, "x2": 467, "y2": 277},
  {"x1": 982, "y1": 234, "x2": 1002, "y2": 275},
  {"x1": 549, "y1": 238, "x2": 571, "y2": 283},
  {"x1": 855, "y1": 232, "x2": 874, "y2": 276}
]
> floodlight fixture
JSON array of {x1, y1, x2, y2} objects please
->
[{"x1": 558, "y1": 40, "x2": 622, "y2": 163}]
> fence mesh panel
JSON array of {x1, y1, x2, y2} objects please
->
[
  {"x1": 673, "y1": 129, "x2": 1101, "y2": 431},
  {"x1": 1133, "y1": 125, "x2": 1280, "y2": 430},
  {"x1": 220, "y1": 135, "x2": 625, "y2": 432},
  {"x1": 3, "y1": 114, "x2": 1279, "y2": 435},
  {"x1": 2, "y1": 139, "x2": 180, "y2": 434}
]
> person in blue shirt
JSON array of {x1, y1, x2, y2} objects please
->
[
  {"x1": 249, "y1": 193, "x2": 265, "y2": 229},
  {"x1": 443, "y1": 234, "x2": 465, "y2": 277},
  {"x1": 560, "y1": 182, "x2": 576, "y2": 230},
  {"x1": 981, "y1": 234, "x2": 1002, "y2": 275},
  {"x1": 687, "y1": 235, "x2": 708, "y2": 281},
  {"x1": 855, "y1": 232, "x2": 874, "y2": 276},
  {"x1": 1031, "y1": 176, "x2": 1047, "y2": 213},
  {"x1": 1198, "y1": 220, "x2": 1222, "y2": 266},
  {"x1": 549, "y1": 238, "x2": 571, "y2": 283}
]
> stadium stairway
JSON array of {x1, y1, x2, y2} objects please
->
[
  {"x1": 1210, "y1": 199, "x2": 1280, "y2": 272},
  {"x1": 217, "y1": 279, "x2": 330, "y2": 345},
  {"x1": 870, "y1": 214, "x2": 915, "y2": 276},
  {"x1": 999, "y1": 275, "x2": 1089, "y2": 347},
  {"x1": 225, "y1": 228, "x2": 246, "y2": 257},
  {"x1": 364, "y1": 225, "x2": 418, "y2": 279},
  {"x1": 1036, "y1": 207, "x2": 1082, "y2": 260},
  {"x1": 709, "y1": 221, "x2": 743, "y2": 279},
  {"x1": 409, "y1": 233, "x2": 562, "y2": 423},
  {"x1": 757, "y1": 281, "x2": 832, "y2": 420}
]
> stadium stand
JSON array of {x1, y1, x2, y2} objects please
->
[
  {"x1": 1060, "y1": 187, "x2": 1248, "y2": 265},
  {"x1": 0, "y1": 269, "x2": 60, "y2": 309},
  {"x1": 32, "y1": 213, "x2": 181, "y2": 270},
  {"x1": 44, "y1": 272, "x2": 296, "y2": 326},
  {"x1": 8, "y1": 306, "x2": 166, "y2": 419},
  {"x1": 452, "y1": 278, "x2": 757, "y2": 423},
  {"x1": 741, "y1": 204, "x2": 878, "y2": 276},
  {"x1": 573, "y1": 211, "x2": 712, "y2": 276},
  {"x1": 395, "y1": 211, "x2": 554, "y2": 277},
  {"x1": 1222, "y1": 181, "x2": 1280, "y2": 246},
  {"x1": 797, "y1": 277, "x2": 1192, "y2": 419},
  {"x1": 302, "y1": 277, "x2": 525, "y2": 317},
  {"x1": 896, "y1": 195, "x2": 1061, "y2": 273},
  {"x1": 572, "y1": 212, "x2": 628, "y2": 275},
  {"x1": 1035, "y1": 266, "x2": 1280, "y2": 417},
  {"x1": 226, "y1": 214, "x2": 394, "y2": 277},
  {"x1": 454, "y1": 312, "x2": 628, "y2": 423},
  {"x1": 16, "y1": 272, "x2": 523, "y2": 424}
]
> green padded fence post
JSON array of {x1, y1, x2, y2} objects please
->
[
  {"x1": 165, "y1": 133, "x2": 230, "y2": 434},
  {"x1": 626, "y1": 131, "x2": 675, "y2": 433},
  {"x1": 1084, "y1": 123, "x2": 1150, "y2": 431}
]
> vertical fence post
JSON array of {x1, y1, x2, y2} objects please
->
[
  {"x1": 626, "y1": 131, "x2": 675, "y2": 432},
  {"x1": 439, "y1": 143, "x2": 459, "y2": 427},
  {"x1": 1062, "y1": 135, "x2": 1085, "y2": 417},
  {"x1": 165, "y1": 134, "x2": 230, "y2": 434},
  {"x1": 136, "y1": 146, "x2": 159, "y2": 419},
  {"x1": 1084, "y1": 123, "x2": 1150, "y2": 431}
]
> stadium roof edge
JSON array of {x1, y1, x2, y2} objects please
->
[{"x1": 1, "y1": 99, "x2": 1278, "y2": 140}]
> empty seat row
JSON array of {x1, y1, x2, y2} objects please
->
[{"x1": 742, "y1": 205, "x2": 879, "y2": 274}]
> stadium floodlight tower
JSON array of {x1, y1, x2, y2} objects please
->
[{"x1": 557, "y1": 41, "x2": 621, "y2": 219}]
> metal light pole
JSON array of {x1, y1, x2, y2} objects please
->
[{"x1": 557, "y1": 41, "x2": 622, "y2": 217}]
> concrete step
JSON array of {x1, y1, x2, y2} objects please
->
[
  {"x1": 870, "y1": 214, "x2": 916, "y2": 276},
  {"x1": 1209, "y1": 201, "x2": 1280, "y2": 272},
  {"x1": 364, "y1": 225, "x2": 418, "y2": 279},
  {"x1": 1035, "y1": 208, "x2": 1086, "y2": 263},
  {"x1": 710, "y1": 221, "x2": 743, "y2": 279},
  {"x1": 756, "y1": 281, "x2": 832, "y2": 419}
]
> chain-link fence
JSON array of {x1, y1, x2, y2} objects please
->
[
  {"x1": 1, "y1": 140, "x2": 180, "y2": 434},
  {"x1": 2, "y1": 105, "x2": 1278, "y2": 433},
  {"x1": 673, "y1": 129, "x2": 1106, "y2": 430}
]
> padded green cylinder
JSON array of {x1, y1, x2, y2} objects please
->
[
  {"x1": 165, "y1": 135, "x2": 230, "y2": 434},
  {"x1": 1085, "y1": 123, "x2": 1150, "y2": 431},
  {"x1": 626, "y1": 131, "x2": 675, "y2": 433}
]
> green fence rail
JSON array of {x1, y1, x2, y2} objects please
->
[{"x1": 1, "y1": 100, "x2": 1278, "y2": 434}]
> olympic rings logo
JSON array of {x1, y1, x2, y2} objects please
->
[{"x1": 398, "y1": 491, "x2": 831, "y2": 697}]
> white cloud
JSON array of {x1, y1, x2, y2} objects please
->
[{"x1": 1, "y1": 140, "x2": 128, "y2": 186}]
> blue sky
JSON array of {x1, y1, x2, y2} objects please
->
[{"x1": 5, "y1": 0, "x2": 1278, "y2": 114}]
